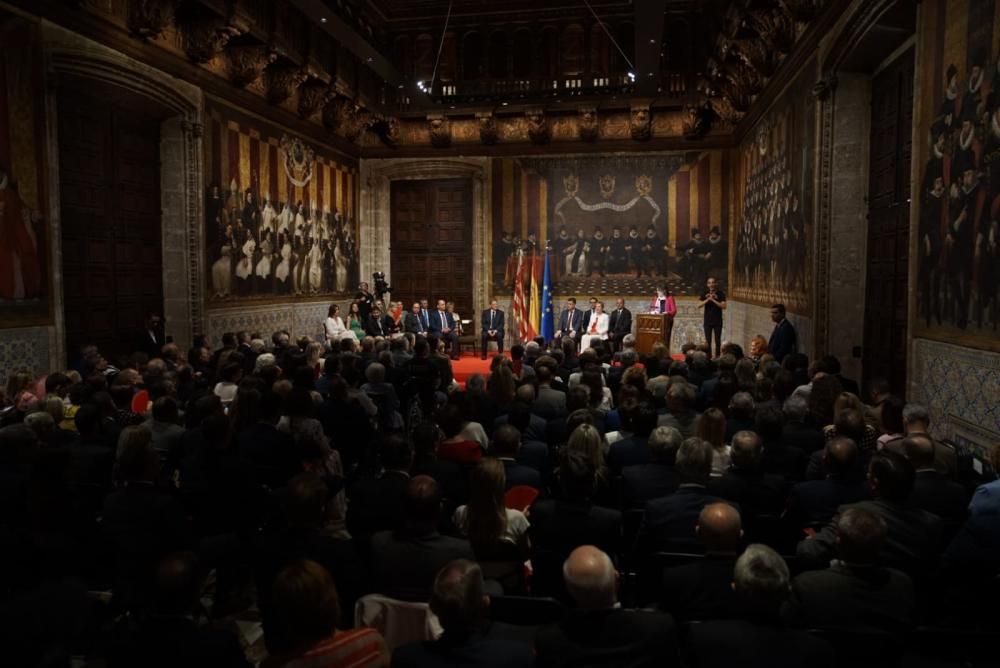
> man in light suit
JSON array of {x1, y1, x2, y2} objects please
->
[
  {"x1": 480, "y1": 299, "x2": 505, "y2": 360},
  {"x1": 580, "y1": 301, "x2": 610, "y2": 351},
  {"x1": 428, "y1": 298, "x2": 459, "y2": 360},
  {"x1": 555, "y1": 297, "x2": 583, "y2": 345},
  {"x1": 609, "y1": 298, "x2": 632, "y2": 352}
]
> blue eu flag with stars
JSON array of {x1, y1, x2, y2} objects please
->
[{"x1": 541, "y1": 249, "x2": 555, "y2": 342}]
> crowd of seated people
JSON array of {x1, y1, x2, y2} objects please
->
[{"x1": 0, "y1": 329, "x2": 997, "y2": 667}]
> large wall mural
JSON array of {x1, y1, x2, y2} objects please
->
[
  {"x1": 491, "y1": 153, "x2": 731, "y2": 297},
  {"x1": 0, "y1": 17, "x2": 50, "y2": 326},
  {"x1": 730, "y1": 57, "x2": 816, "y2": 314},
  {"x1": 204, "y1": 102, "x2": 360, "y2": 304},
  {"x1": 913, "y1": 0, "x2": 1000, "y2": 352}
]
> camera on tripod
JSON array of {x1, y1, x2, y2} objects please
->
[{"x1": 372, "y1": 271, "x2": 391, "y2": 302}]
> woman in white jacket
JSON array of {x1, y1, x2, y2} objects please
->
[
  {"x1": 324, "y1": 303, "x2": 358, "y2": 349},
  {"x1": 580, "y1": 300, "x2": 610, "y2": 351}
]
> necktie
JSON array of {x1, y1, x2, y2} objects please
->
[
  {"x1": 440, "y1": 312, "x2": 445, "y2": 329},
  {"x1": 490, "y1": 310, "x2": 494, "y2": 329}
]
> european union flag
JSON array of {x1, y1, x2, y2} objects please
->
[{"x1": 540, "y1": 249, "x2": 555, "y2": 342}]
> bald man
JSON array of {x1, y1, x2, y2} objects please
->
[
  {"x1": 904, "y1": 434, "x2": 968, "y2": 521},
  {"x1": 659, "y1": 503, "x2": 742, "y2": 621},
  {"x1": 535, "y1": 546, "x2": 680, "y2": 667}
]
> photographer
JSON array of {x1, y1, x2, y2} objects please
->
[{"x1": 355, "y1": 282, "x2": 375, "y2": 322}]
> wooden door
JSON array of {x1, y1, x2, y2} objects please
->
[
  {"x1": 863, "y1": 47, "x2": 914, "y2": 394},
  {"x1": 58, "y1": 78, "x2": 164, "y2": 364},
  {"x1": 390, "y1": 179, "x2": 473, "y2": 318}
]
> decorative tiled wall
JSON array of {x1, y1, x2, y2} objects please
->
[
  {"x1": 910, "y1": 338, "x2": 1000, "y2": 452},
  {"x1": 204, "y1": 302, "x2": 332, "y2": 347},
  {"x1": 0, "y1": 327, "x2": 51, "y2": 386}
]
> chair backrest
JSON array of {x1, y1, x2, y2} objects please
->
[
  {"x1": 505, "y1": 485, "x2": 540, "y2": 512},
  {"x1": 808, "y1": 627, "x2": 903, "y2": 668},
  {"x1": 489, "y1": 594, "x2": 566, "y2": 627},
  {"x1": 354, "y1": 593, "x2": 442, "y2": 651}
]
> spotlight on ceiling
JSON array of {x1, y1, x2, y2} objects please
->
[
  {"x1": 416, "y1": 80, "x2": 428, "y2": 92},
  {"x1": 320, "y1": 17, "x2": 327, "y2": 23},
  {"x1": 627, "y1": 71, "x2": 636, "y2": 82}
]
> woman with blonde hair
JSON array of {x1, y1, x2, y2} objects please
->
[
  {"x1": 453, "y1": 457, "x2": 530, "y2": 550},
  {"x1": 564, "y1": 422, "x2": 610, "y2": 492},
  {"x1": 822, "y1": 391, "x2": 879, "y2": 452},
  {"x1": 750, "y1": 335, "x2": 768, "y2": 364},
  {"x1": 306, "y1": 341, "x2": 325, "y2": 378},
  {"x1": 487, "y1": 364, "x2": 516, "y2": 412},
  {"x1": 696, "y1": 407, "x2": 730, "y2": 476}
]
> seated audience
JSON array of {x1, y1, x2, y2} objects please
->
[
  {"x1": 896, "y1": 403, "x2": 956, "y2": 478},
  {"x1": 695, "y1": 407, "x2": 730, "y2": 477},
  {"x1": 903, "y1": 434, "x2": 968, "y2": 523},
  {"x1": 710, "y1": 430, "x2": 785, "y2": 523},
  {"x1": 785, "y1": 507, "x2": 915, "y2": 632},
  {"x1": 660, "y1": 503, "x2": 742, "y2": 621},
  {"x1": 658, "y1": 382, "x2": 699, "y2": 438},
  {"x1": 786, "y1": 437, "x2": 871, "y2": 527},
  {"x1": 392, "y1": 560, "x2": 534, "y2": 667},
  {"x1": 639, "y1": 438, "x2": 731, "y2": 552},
  {"x1": 490, "y1": 424, "x2": 543, "y2": 489},
  {"x1": 621, "y1": 426, "x2": 683, "y2": 507},
  {"x1": 535, "y1": 546, "x2": 680, "y2": 667},
  {"x1": 266, "y1": 559, "x2": 388, "y2": 667},
  {"x1": 371, "y1": 475, "x2": 474, "y2": 601},
  {"x1": 607, "y1": 400, "x2": 658, "y2": 473},
  {"x1": 452, "y1": 457, "x2": 530, "y2": 553},
  {"x1": 689, "y1": 544, "x2": 832, "y2": 668}
]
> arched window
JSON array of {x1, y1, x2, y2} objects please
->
[
  {"x1": 512, "y1": 28, "x2": 533, "y2": 78},
  {"x1": 462, "y1": 31, "x2": 482, "y2": 80},
  {"x1": 488, "y1": 30, "x2": 509, "y2": 78},
  {"x1": 560, "y1": 23, "x2": 585, "y2": 75}
]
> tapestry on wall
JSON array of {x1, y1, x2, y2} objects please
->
[
  {"x1": 0, "y1": 16, "x2": 50, "y2": 326},
  {"x1": 730, "y1": 58, "x2": 816, "y2": 314},
  {"x1": 913, "y1": 0, "x2": 1000, "y2": 352},
  {"x1": 204, "y1": 102, "x2": 360, "y2": 303},
  {"x1": 491, "y1": 153, "x2": 731, "y2": 297}
]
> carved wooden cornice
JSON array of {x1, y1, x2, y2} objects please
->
[
  {"x1": 298, "y1": 78, "x2": 335, "y2": 119},
  {"x1": 264, "y1": 62, "x2": 308, "y2": 105},
  {"x1": 126, "y1": 0, "x2": 178, "y2": 40},
  {"x1": 630, "y1": 105, "x2": 651, "y2": 141},
  {"x1": 526, "y1": 110, "x2": 549, "y2": 145},
  {"x1": 178, "y1": 13, "x2": 242, "y2": 64},
  {"x1": 428, "y1": 115, "x2": 451, "y2": 148},
  {"x1": 477, "y1": 113, "x2": 498, "y2": 145},
  {"x1": 578, "y1": 107, "x2": 599, "y2": 142},
  {"x1": 226, "y1": 44, "x2": 276, "y2": 88}
]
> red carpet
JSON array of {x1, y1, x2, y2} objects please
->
[{"x1": 451, "y1": 352, "x2": 508, "y2": 387}]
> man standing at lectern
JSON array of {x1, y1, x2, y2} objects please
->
[
  {"x1": 481, "y1": 299, "x2": 505, "y2": 360},
  {"x1": 609, "y1": 298, "x2": 632, "y2": 351},
  {"x1": 699, "y1": 276, "x2": 726, "y2": 359}
]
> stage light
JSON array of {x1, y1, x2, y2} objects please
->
[
  {"x1": 627, "y1": 71, "x2": 636, "y2": 82},
  {"x1": 416, "y1": 80, "x2": 428, "y2": 92}
]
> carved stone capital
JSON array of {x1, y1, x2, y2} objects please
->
[
  {"x1": 127, "y1": 0, "x2": 178, "y2": 40},
  {"x1": 428, "y1": 115, "x2": 452, "y2": 148},
  {"x1": 477, "y1": 113, "x2": 498, "y2": 145},
  {"x1": 181, "y1": 120, "x2": 204, "y2": 138},
  {"x1": 683, "y1": 100, "x2": 718, "y2": 141},
  {"x1": 812, "y1": 74, "x2": 838, "y2": 100},
  {"x1": 297, "y1": 79, "x2": 335, "y2": 119},
  {"x1": 264, "y1": 63, "x2": 308, "y2": 105},
  {"x1": 526, "y1": 110, "x2": 549, "y2": 145},
  {"x1": 225, "y1": 44, "x2": 276, "y2": 88}
]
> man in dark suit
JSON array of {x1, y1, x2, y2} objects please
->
[
  {"x1": 480, "y1": 299, "x2": 505, "y2": 359},
  {"x1": 136, "y1": 311, "x2": 165, "y2": 358},
  {"x1": 690, "y1": 545, "x2": 833, "y2": 668},
  {"x1": 393, "y1": 560, "x2": 534, "y2": 668},
  {"x1": 710, "y1": 430, "x2": 786, "y2": 524},
  {"x1": 531, "y1": 363, "x2": 567, "y2": 420},
  {"x1": 529, "y1": 451, "x2": 622, "y2": 597},
  {"x1": 347, "y1": 435, "x2": 414, "y2": 540},
  {"x1": 580, "y1": 297, "x2": 598, "y2": 334},
  {"x1": 364, "y1": 305, "x2": 395, "y2": 338},
  {"x1": 112, "y1": 552, "x2": 250, "y2": 667},
  {"x1": 608, "y1": 298, "x2": 632, "y2": 351},
  {"x1": 622, "y1": 426, "x2": 682, "y2": 507},
  {"x1": 904, "y1": 434, "x2": 968, "y2": 522},
  {"x1": 235, "y1": 391, "x2": 299, "y2": 489},
  {"x1": 371, "y1": 476, "x2": 474, "y2": 601},
  {"x1": 797, "y1": 451, "x2": 944, "y2": 570},
  {"x1": 535, "y1": 546, "x2": 680, "y2": 668},
  {"x1": 766, "y1": 303, "x2": 797, "y2": 363},
  {"x1": 639, "y1": 438, "x2": 733, "y2": 553},
  {"x1": 428, "y1": 298, "x2": 459, "y2": 360},
  {"x1": 786, "y1": 437, "x2": 871, "y2": 528},
  {"x1": 785, "y1": 506, "x2": 915, "y2": 633},
  {"x1": 781, "y1": 394, "x2": 826, "y2": 455},
  {"x1": 756, "y1": 406, "x2": 807, "y2": 481},
  {"x1": 555, "y1": 297, "x2": 583, "y2": 345},
  {"x1": 607, "y1": 401, "x2": 658, "y2": 474},
  {"x1": 495, "y1": 398, "x2": 547, "y2": 444},
  {"x1": 403, "y1": 301, "x2": 428, "y2": 337},
  {"x1": 899, "y1": 403, "x2": 958, "y2": 479},
  {"x1": 660, "y1": 503, "x2": 742, "y2": 621},
  {"x1": 492, "y1": 424, "x2": 543, "y2": 490}
]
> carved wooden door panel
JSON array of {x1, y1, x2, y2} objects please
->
[
  {"x1": 59, "y1": 79, "x2": 163, "y2": 364},
  {"x1": 863, "y1": 47, "x2": 913, "y2": 394},
  {"x1": 390, "y1": 179, "x2": 473, "y2": 318}
]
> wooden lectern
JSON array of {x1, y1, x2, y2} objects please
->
[{"x1": 636, "y1": 313, "x2": 671, "y2": 355}]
